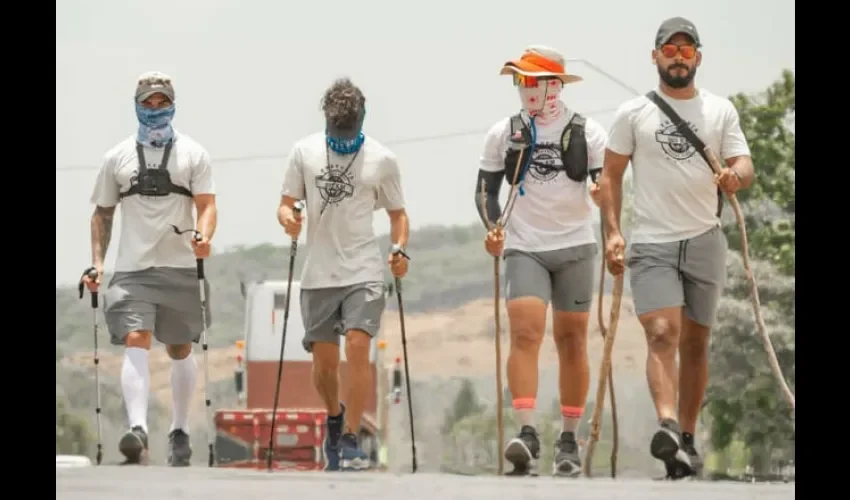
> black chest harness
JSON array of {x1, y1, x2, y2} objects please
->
[
  {"x1": 503, "y1": 113, "x2": 589, "y2": 185},
  {"x1": 119, "y1": 141, "x2": 193, "y2": 200}
]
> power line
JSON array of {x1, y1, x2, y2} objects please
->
[{"x1": 55, "y1": 106, "x2": 620, "y2": 173}]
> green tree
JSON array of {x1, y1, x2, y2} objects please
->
[
  {"x1": 441, "y1": 378, "x2": 485, "y2": 434},
  {"x1": 723, "y1": 70, "x2": 795, "y2": 275}
]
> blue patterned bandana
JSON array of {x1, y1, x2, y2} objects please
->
[{"x1": 136, "y1": 103, "x2": 175, "y2": 147}]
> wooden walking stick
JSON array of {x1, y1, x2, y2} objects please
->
[
  {"x1": 583, "y1": 253, "x2": 625, "y2": 478},
  {"x1": 702, "y1": 147, "x2": 795, "y2": 411},
  {"x1": 594, "y1": 215, "x2": 620, "y2": 478},
  {"x1": 478, "y1": 148, "x2": 526, "y2": 476},
  {"x1": 588, "y1": 169, "x2": 619, "y2": 478}
]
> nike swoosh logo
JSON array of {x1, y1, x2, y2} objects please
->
[{"x1": 574, "y1": 299, "x2": 592, "y2": 305}]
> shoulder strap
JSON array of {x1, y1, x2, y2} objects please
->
[
  {"x1": 570, "y1": 113, "x2": 586, "y2": 127},
  {"x1": 646, "y1": 91, "x2": 723, "y2": 217},
  {"x1": 509, "y1": 113, "x2": 532, "y2": 145}
]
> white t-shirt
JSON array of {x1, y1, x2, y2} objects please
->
[
  {"x1": 280, "y1": 132, "x2": 406, "y2": 290},
  {"x1": 90, "y1": 132, "x2": 216, "y2": 272},
  {"x1": 607, "y1": 88, "x2": 751, "y2": 244},
  {"x1": 479, "y1": 108, "x2": 607, "y2": 252}
]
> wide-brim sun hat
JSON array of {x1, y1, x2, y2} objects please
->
[{"x1": 499, "y1": 45, "x2": 583, "y2": 85}]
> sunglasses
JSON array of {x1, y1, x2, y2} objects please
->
[
  {"x1": 512, "y1": 73, "x2": 560, "y2": 88},
  {"x1": 660, "y1": 43, "x2": 697, "y2": 59}
]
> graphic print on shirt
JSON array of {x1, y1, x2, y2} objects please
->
[
  {"x1": 315, "y1": 163, "x2": 355, "y2": 209},
  {"x1": 525, "y1": 141, "x2": 565, "y2": 184},
  {"x1": 654, "y1": 119, "x2": 699, "y2": 161}
]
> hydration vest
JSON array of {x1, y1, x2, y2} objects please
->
[
  {"x1": 119, "y1": 141, "x2": 193, "y2": 200},
  {"x1": 503, "y1": 113, "x2": 589, "y2": 185}
]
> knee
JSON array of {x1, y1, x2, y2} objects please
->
[
  {"x1": 166, "y1": 344, "x2": 192, "y2": 360},
  {"x1": 311, "y1": 342, "x2": 340, "y2": 375},
  {"x1": 344, "y1": 330, "x2": 372, "y2": 364},
  {"x1": 511, "y1": 324, "x2": 544, "y2": 351},
  {"x1": 642, "y1": 316, "x2": 679, "y2": 353},
  {"x1": 680, "y1": 324, "x2": 710, "y2": 357},
  {"x1": 553, "y1": 314, "x2": 589, "y2": 349},
  {"x1": 125, "y1": 331, "x2": 152, "y2": 350}
]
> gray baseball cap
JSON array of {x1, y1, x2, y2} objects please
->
[
  {"x1": 135, "y1": 71, "x2": 175, "y2": 102},
  {"x1": 655, "y1": 17, "x2": 702, "y2": 48}
]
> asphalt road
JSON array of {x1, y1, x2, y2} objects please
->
[{"x1": 57, "y1": 466, "x2": 795, "y2": 500}]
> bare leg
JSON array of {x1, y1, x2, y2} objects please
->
[
  {"x1": 342, "y1": 329, "x2": 373, "y2": 435},
  {"x1": 311, "y1": 341, "x2": 342, "y2": 416},
  {"x1": 506, "y1": 297, "x2": 547, "y2": 426},
  {"x1": 678, "y1": 316, "x2": 710, "y2": 435},
  {"x1": 552, "y1": 310, "x2": 591, "y2": 431},
  {"x1": 639, "y1": 307, "x2": 682, "y2": 423}
]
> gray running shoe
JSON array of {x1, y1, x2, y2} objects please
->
[
  {"x1": 504, "y1": 425, "x2": 540, "y2": 476},
  {"x1": 552, "y1": 431, "x2": 582, "y2": 477},
  {"x1": 168, "y1": 429, "x2": 193, "y2": 467},
  {"x1": 118, "y1": 426, "x2": 149, "y2": 465}
]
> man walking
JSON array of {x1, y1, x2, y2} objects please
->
[
  {"x1": 598, "y1": 17, "x2": 754, "y2": 479},
  {"x1": 475, "y1": 45, "x2": 608, "y2": 477},
  {"x1": 82, "y1": 71, "x2": 217, "y2": 466},
  {"x1": 278, "y1": 77, "x2": 409, "y2": 472}
]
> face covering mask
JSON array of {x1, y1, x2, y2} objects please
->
[
  {"x1": 518, "y1": 78, "x2": 564, "y2": 125},
  {"x1": 326, "y1": 107, "x2": 366, "y2": 155},
  {"x1": 136, "y1": 102, "x2": 175, "y2": 148}
]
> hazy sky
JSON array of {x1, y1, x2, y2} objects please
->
[{"x1": 55, "y1": 0, "x2": 795, "y2": 285}]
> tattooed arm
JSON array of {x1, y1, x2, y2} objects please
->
[{"x1": 90, "y1": 205, "x2": 115, "y2": 272}]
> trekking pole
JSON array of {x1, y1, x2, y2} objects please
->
[
  {"x1": 701, "y1": 148, "x2": 795, "y2": 411},
  {"x1": 583, "y1": 255, "x2": 625, "y2": 478},
  {"x1": 169, "y1": 224, "x2": 215, "y2": 467},
  {"x1": 267, "y1": 200, "x2": 305, "y2": 472},
  {"x1": 77, "y1": 267, "x2": 103, "y2": 466},
  {"x1": 390, "y1": 243, "x2": 417, "y2": 473},
  {"x1": 589, "y1": 168, "x2": 619, "y2": 478}
]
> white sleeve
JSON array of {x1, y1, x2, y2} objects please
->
[
  {"x1": 376, "y1": 152, "x2": 405, "y2": 211},
  {"x1": 89, "y1": 153, "x2": 120, "y2": 207},
  {"x1": 479, "y1": 119, "x2": 509, "y2": 173},
  {"x1": 605, "y1": 101, "x2": 636, "y2": 157},
  {"x1": 280, "y1": 145, "x2": 306, "y2": 200},
  {"x1": 190, "y1": 147, "x2": 216, "y2": 195}
]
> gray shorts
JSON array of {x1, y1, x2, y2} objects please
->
[
  {"x1": 627, "y1": 225, "x2": 727, "y2": 327},
  {"x1": 103, "y1": 266, "x2": 212, "y2": 347},
  {"x1": 503, "y1": 243, "x2": 598, "y2": 313},
  {"x1": 299, "y1": 281, "x2": 386, "y2": 353}
]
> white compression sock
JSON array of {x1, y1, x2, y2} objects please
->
[
  {"x1": 121, "y1": 347, "x2": 150, "y2": 432},
  {"x1": 170, "y1": 353, "x2": 198, "y2": 434}
]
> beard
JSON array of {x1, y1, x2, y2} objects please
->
[{"x1": 658, "y1": 63, "x2": 696, "y2": 89}]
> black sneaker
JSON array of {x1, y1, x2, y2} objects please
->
[
  {"x1": 324, "y1": 404, "x2": 345, "y2": 471},
  {"x1": 118, "y1": 426, "x2": 149, "y2": 465},
  {"x1": 168, "y1": 429, "x2": 193, "y2": 467},
  {"x1": 681, "y1": 432, "x2": 703, "y2": 477},
  {"x1": 504, "y1": 425, "x2": 540, "y2": 476},
  {"x1": 650, "y1": 418, "x2": 693, "y2": 480},
  {"x1": 552, "y1": 431, "x2": 581, "y2": 477}
]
